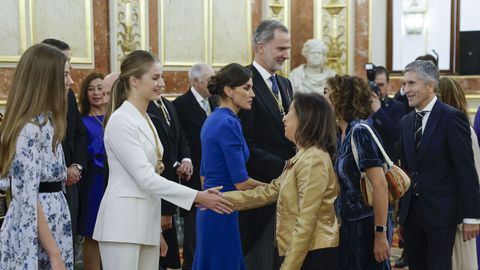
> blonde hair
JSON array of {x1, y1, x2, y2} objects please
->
[
  {"x1": 0, "y1": 43, "x2": 68, "y2": 177},
  {"x1": 437, "y1": 77, "x2": 469, "y2": 121},
  {"x1": 104, "y1": 50, "x2": 160, "y2": 125}
]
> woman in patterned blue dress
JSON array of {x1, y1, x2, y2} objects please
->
[
  {"x1": 324, "y1": 75, "x2": 393, "y2": 270},
  {"x1": 193, "y1": 63, "x2": 265, "y2": 270},
  {"x1": 78, "y1": 72, "x2": 106, "y2": 270},
  {"x1": 0, "y1": 43, "x2": 74, "y2": 269}
]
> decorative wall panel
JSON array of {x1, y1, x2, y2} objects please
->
[
  {"x1": 160, "y1": 0, "x2": 206, "y2": 68},
  {"x1": 314, "y1": 0, "x2": 350, "y2": 75},
  {"x1": 210, "y1": 0, "x2": 252, "y2": 67},
  {"x1": 159, "y1": 0, "x2": 252, "y2": 70},
  {"x1": 0, "y1": 0, "x2": 94, "y2": 68},
  {"x1": 0, "y1": 0, "x2": 27, "y2": 64},
  {"x1": 110, "y1": 0, "x2": 149, "y2": 71},
  {"x1": 30, "y1": 0, "x2": 94, "y2": 67}
]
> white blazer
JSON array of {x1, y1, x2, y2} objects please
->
[{"x1": 93, "y1": 101, "x2": 197, "y2": 246}]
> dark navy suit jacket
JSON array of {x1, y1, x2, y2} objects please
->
[
  {"x1": 237, "y1": 65, "x2": 296, "y2": 254},
  {"x1": 147, "y1": 98, "x2": 191, "y2": 215},
  {"x1": 399, "y1": 99, "x2": 480, "y2": 227},
  {"x1": 371, "y1": 97, "x2": 406, "y2": 162}
]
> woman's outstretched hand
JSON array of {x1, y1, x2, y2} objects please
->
[{"x1": 194, "y1": 186, "x2": 233, "y2": 214}]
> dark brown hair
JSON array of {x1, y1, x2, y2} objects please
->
[
  {"x1": 293, "y1": 93, "x2": 337, "y2": 159},
  {"x1": 79, "y1": 72, "x2": 105, "y2": 116},
  {"x1": 327, "y1": 75, "x2": 372, "y2": 122},
  {"x1": 415, "y1": 54, "x2": 438, "y2": 68},
  {"x1": 207, "y1": 63, "x2": 252, "y2": 98}
]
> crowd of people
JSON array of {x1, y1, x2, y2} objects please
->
[{"x1": 0, "y1": 19, "x2": 479, "y2": 270}]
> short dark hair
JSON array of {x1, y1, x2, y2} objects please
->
[
  {"x1": 207, "y1": 63, "x2": 252, "y2": 98},
  {"x1": 41, "y1": 38, "x2": 70, "y2": 51},
  {"x1": 415, "y1": 54, "x2": 438, "y2": 68},
  {"x1": 293, "y1": 93, "x2": 337, "y2": 160},
  {"x1": 374, "y1": 66, "x2": 389, "y2": 82}
]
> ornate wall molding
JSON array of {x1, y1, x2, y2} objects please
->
[
  {"x1": 0, "y1": 0, "x2": 94, "y2": 68},
  {"x1": 0, "y1": 0, "x2": 27, "y2": 65},
  {"x1": 110, "y1": 0, "x2": 149, "y2": 71},
  {"x1": 314, "y1": 0, "x2": 350, "y2": 75},
  {"x1": 158, "y1": 0, "x2": 252, "y2": 70}
]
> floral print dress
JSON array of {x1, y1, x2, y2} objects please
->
[{"x1": 0, "y1": 113, "x2": 73, "y2": 269}]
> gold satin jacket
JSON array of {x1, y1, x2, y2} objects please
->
[{"x1": 224, "y1": 147, "x2": 339, "y2": 270}]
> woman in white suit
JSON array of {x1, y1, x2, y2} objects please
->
[{"x1": 93, "y1": 50, "x2": 233, "y2": 270}]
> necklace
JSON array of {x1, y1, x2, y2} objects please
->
[
  {"x1": 268, "y1": 87, "x2": 286, "y2": 117},
  {"x1": 144, "y1": 114, "x2": 165, "y2": 174},
  {"x1": 90, "y1": 114, "x2": 104, "y2": 127}
]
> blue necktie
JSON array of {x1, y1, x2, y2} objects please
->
[{"x1": 269, "y1": 76, "x2": 279, "y2": 97}]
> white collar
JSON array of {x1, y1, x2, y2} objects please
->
[
  {"x1": 122, "y1": 100, "x2": 157, "y2": 148},
  {"x1": 190, "y1": 86, "x2": 209, "y2": 104},
  {"x1": 416, "y1": 95, "x2": 437, "y2": 113},
  {"x1": 253, "y1": 60, "x2": 275, "y2": 81}
]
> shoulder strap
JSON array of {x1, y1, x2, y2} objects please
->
[
  {"x1": 350, "y1": 126, "x2": 364, "y2": 176},
  {"x1": 354, "y1": 123, "x2": 393, "y2": 167}
]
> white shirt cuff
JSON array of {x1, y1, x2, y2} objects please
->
[
  {"x1": 463, "y1": 218, "x2": 480, "y2": 224},
  {"x1": 181, "y1": 158, "x2": 192, "y2": 163}
]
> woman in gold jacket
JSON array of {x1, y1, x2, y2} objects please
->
[{"x1": 224, "y1": 93, "x2": 340, "y2": 270}]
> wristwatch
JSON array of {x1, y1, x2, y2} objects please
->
[
  {"x1": 72, "y1": 163, "x2": 83, "y2": 174},
  {"x1": 374, "y1": 225, "x2": 387, "y2": 232}
]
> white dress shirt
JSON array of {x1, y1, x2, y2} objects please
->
[
  {"x1": 191, "y1": 86, "x2": 211, "y2": 115},
  {"x1": 253, "y1": 60, "x2": 282, "y2": 100},
  {"x1": 415, "y1": 96, "x2": 437, "y2": 134}
]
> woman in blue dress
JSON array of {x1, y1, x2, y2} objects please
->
[
  {"x1": 0, "y1": 43, "x2": 74, "y2": 269},
  {"x1": 193, "y1": 63, "x2": 265, "y2": 270},
  {"x1": 324, "y1": 75, "x2": 393, "y2": 270},
  {"x1": 78, "y1": 72, "x2": 106, "y2": 270}
]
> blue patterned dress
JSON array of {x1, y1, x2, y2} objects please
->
[
  {"x1": 0, "y1": 113, "x2": 73, "y2": 269},
  {"x1": 335, "y1": 120, "x2": 393, "y2": 270}
]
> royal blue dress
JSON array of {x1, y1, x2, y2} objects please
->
[
  {"x1": 193, "y1": 107, "x2": 248, "y2": 270},
  {"x1": 78, "y1": 115, "x2": 107, "y2": 237}
]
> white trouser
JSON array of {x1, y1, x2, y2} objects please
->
[{"x1": 99, "y1": 241, "x2": 159, "y2": 270}]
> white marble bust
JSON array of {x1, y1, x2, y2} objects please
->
[{"x1": 289, "y1": 39, "x2": 336, "y2": 94}]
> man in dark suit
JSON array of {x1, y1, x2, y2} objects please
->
[
  {"x1": 370, "y1": 66, "x2": 406, "y2": 162},
  {"x1": 148, "y1": 87, "x2": 192, "y2": 270},
  {"x1": 238, "y1": 20, "x2": 296, "y2": 270},
  {"x1": 42, "y1": 39, "x2": 87, "y2": 247},
  {"x1": 395, "y1": 54, "x2": 439, "y2": 114},
  {"x1": 173, "y1": 63, "x2": 215, "y2": 270},
  {"x1": 399, "y1": 60, "x2": 480, "y2": 270}
]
